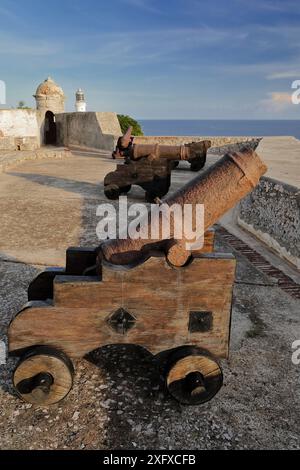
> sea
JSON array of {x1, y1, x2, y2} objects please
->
[{"x1": 139, "y1": 120, "x2": 300, "y2": 139}]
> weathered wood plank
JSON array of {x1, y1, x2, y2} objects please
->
[{"x1": 9, "y1": 255, "x2": 236, "y2": 359}]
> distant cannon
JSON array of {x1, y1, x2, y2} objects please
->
[
  {"x1": 8, "y1": 148, "x2": 267, "y2": 406},
  {"x1": 104, "y1": 127, "x2": 211, "y2": 201}
]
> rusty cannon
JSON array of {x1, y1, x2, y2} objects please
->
[
  {"x1": 104, "y1": 127, "x2": 211, "y2": 202},
  {"x1": 8, "y1": 148, "x2": 267, "y2": 406}
]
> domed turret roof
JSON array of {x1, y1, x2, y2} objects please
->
[{"x1": 35, "y1": 77, "x2": 65, "y2": 97}]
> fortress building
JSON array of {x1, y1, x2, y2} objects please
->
[
  {"x1": 34, "y1": 77, "x2": 65, "y2": 114},
  {"x1": 0, "y1": 77, "x2": 121, "y2": 151}
]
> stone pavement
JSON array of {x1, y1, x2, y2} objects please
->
[
  {"x1": 256, "y1": 136, "x2": 300, "y2": 188},
  {"x1": 0, "y1": 149, "x2": 112, "y2": 266},
  {"x1": 0, "y1": 147, "x2": 70, "y2": 174},
  {"x1": 0, "y1": 148, "x2": 212, "y2": 266}
]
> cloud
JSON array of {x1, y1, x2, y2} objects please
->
[
  {"x1": 0, "y1": 33, "x2": 58, "y2": 57},
  {"x1": 0, "y1": 5, "x2": 20, "y2": 22},
  {"x1": 270, "y1": 92, "x2": 292, "y2": 103},
  {"x1": 266, "y1": 71, "x2": 300, "y2": 80},
  {"x1": 0, "y1": 25, "x2": 245, "y2": 68},
  {"x1": 27, "y1": 26, "x2": 246, "y2": 69},
  {"x1": 235, "y1": 0, "x2": 300, "y2": 13},
  {"x1": 1, "y1": 19, "x2": 299, "y2": 71},
  {"x1": 183, "y1": 60, "x2": 300, "y2": 79},
  {"x1": 120, "y1": 0, "x2": 162, "y2": 14},
  {"x1": 260, "y1": 91, "x2": 293, "y2": 112}
]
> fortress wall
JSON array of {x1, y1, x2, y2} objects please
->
[
  {"x1": 134, "y1": 136, "x2": 257, "y2": 147},
  {"x1": 96, "y1": 112, "x2": 122, "y2": 136},
  {"x1": 238, "y1": 177, "x2": 300, "y2": 269},
  {"x1": 0, "y1": 109, "x2": 39, "y2": 150},
  {"x1": 56, "y1": 112, "x2": 121, "y2": 151}
]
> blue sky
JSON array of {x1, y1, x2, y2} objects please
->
[{"x1": 1, "y1": 0, "x2": 300, "y2": 118}]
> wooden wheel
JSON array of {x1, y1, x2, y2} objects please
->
[
  {"x1": 120, "y1": 185, "x2": 132, "y2": 194},
  {"x1": 145, "y1": 191, "x2": 157, "y2": 203},
  {"x1": 164, "y1": 346, "x2": 223, "y2": 405},
  {"x1": 144, "y1": 175, "x2": 171, "y2": 202},
  {"x1": 104, "y1": 184, "x2": 121, "y2": 200},
  {"x1": 13, "y1": 346, "x2": 74, "y2": 406},
  {"x1": 190, "y1": 156, "x2": 206, "y2": 171}
]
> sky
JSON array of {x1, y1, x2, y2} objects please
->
[{"x1": 1, "y1": 0, "x2": 300, "y2": 119}]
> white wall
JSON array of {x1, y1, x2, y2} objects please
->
[
  {"x1": 0, "y1": 109, "x2": 39, "y2": 137},
  {"x1": 0, "y1": 109, "x2": 40, "y2": 150}
]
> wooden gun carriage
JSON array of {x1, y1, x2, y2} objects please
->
[
  {"x1": 104, "y1": 127, "x2": 211, "y2": 202},
  {"x1": 8, "y1": 149, "x2": 267, "y2": 406}
]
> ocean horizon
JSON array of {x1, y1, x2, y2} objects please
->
[{"x1": 139, "y1": 119, "x2": 300, "y2": 139}]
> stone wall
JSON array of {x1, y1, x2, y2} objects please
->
[
  {"x1": 56, "y1": 112, "x2": 121, "y2": 151},
  {"x1": 0, "y1": 109, "x2": 40, "y2": 150},
  {"x1": 35, "y1": 95, "x2": 65, "y2": 114},
  {"x1": 96, "y1": 112, "x2": 122, "y2": 136},
  {"x1": 238, "y1": 176, "x2": 300, "y2": 269},
  {"x1": 134, "y1": 136, "x2": 256, "y2": 147}
]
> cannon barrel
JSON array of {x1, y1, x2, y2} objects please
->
[
  {"x1": 120, "y1": 126, "x2": 133, "y2": 149},
  {"x1": 100, "y1": 148, "x2": 267, "y2": 267},
  {"x1": 131, "y1": 140, "x2": 211, "y2": 162},
  {"x1": 113, "y1": 127, "x2": 211, "y2": 163}
]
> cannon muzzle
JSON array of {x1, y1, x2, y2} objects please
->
[
  {"x1": 112, "y1": 126, "x2": 134, "y2": 159},
  {"x1": 100, "y1": 148, "x2": 267, "y2": 267},
  {"x1": 120, "y1": 126, "x2": 133, "y2": 148}
]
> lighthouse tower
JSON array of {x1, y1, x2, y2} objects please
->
[{"x1": 75, "y1": 88, "x2": 86, "y2": 112}]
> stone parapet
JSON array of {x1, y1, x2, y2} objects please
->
[
  {"x1": 134, "y1": 136, "x2": 257, "y2": 147},
  {"x1": 238, "y1": 176, "x2": 300, "y2": 269},
  {"x1": 0, "y1": 147, "x2": 71, "y2": 173}
]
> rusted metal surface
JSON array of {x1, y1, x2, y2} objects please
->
[
  {"x1": 99, "y1": 149, "x2": 267, "y2": 267},
  {"x1": 131, "y1": 140, "x2": 211, "y2": 163},
  {"x1": 112, "y1": 127, "x2": 211, "y2": 165},
  {"x1": 108, "y1": 128, "x2": 212, "y2": 201},
  {"x1": 112, "y1": 126, "x2": 134, "y2": 160},
  {"x1": 104, "y1": 158, "x2": 172, "y2": 202}
]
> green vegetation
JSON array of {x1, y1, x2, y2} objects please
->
[
  {"x1": 117, "y1": 114, "x2": 144, "y2": 136},
  {"x1": 17, "y1": 101, "x2": 32, "y2": 110}
]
